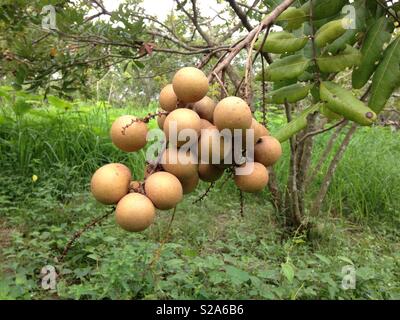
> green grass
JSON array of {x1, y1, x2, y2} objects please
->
[{"x1": 0, "y1": 101, "x2": 399, "y2": 299}]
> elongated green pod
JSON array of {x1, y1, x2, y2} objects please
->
[
  {"x1": 369, "y1": 37, "x2": 400, "y2": 114},
  {"x1": 320, "y1": 81, "x2": 376, "y2": 126},
  {"x1": 325, "y1": 29, "x2": 358, "y2": 54},
  {"x1": 317, "y1": 45, "x2": 362, "y2": 73},
  {"x1": 320, "y1": 103, "x2": 342, "y2": 122},
  {"x1": 273, "y1": 104, "x2": 321, "y2": 143},
  {"x1": 265, "y1": 83, "x2": 312, "y2": 104},
  {"x1": 256, "y1": 54, "x2": 310, "y2": 82},
  {"x1": 276, "y1": 7, "x2": 308, "y2": 31},
  {"x1": 315, "y1": 18, "x2": 350, "y2": 48},
  {"x1": 352, "y1": 17, "x2": 393, "y2": 89},
  {"x1": 301, "y1": 0, "x2": 347, "y2": 20},
  {"x1": 255, "y1": 31, "x2": 308, "y2": 54}
]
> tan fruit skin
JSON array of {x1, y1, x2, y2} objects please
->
[
  {"x1": 234, "y1": 162, "x2": 269, "y2": 193},
  {"x1": 110, "y1": 115, "x2": 148, "y2": 152},
  {"x1": 198, "y1": 127, "x2": 231, "y2": 164},
  {"x1": 157, "y1": 112, "x2": 167, "y2": 130},
  {"x1": 213, "y1": 97, "x2": 252, "y2": 131},
  {"x1": 115, "y1": 193, "x2": 155, "y2": 232},
  {"x1": 198, "y1": 163, "x2": 224, "y2": 182},
  {"x1": 161, "y1": 148, "x2": 198, "y2": 179},
  {"x1": 145, "y1": 172, "x2": 183, "y2": 210},
  {"x1": 179, "y1": 173, "x2": 199, "y2": 194},
  {"x1": 91, "y1": 163, "x2": 131, "y2": 204},
  {"x1": 254, "y1": 135, "x2": 282, "y2": 167},
  {"x1": 159, "y1": 84, "x2": 178, "y2": 112},
  {"x1": 193, "y1": 96, "x2": 216, "y2": 123},
  {"x1": 172, "y1": 67, "x2": 209, "y2": 103},
  {"x1": 252, "y1": 119, "x2": 269, "y2": 142},
  {"x1": 200, "y1": 119, "x2": 213, "y2": 130},
  {"x1": 163, "y1": 109, "x2": 201, "y2": 147}
]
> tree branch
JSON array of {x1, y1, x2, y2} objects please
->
[{"x1": 210, "y1": 0, "x2": 295, "y2": 81}]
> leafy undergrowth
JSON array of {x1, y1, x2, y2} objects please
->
[{"x1": 0, "y1": 170, "x2": 399, "y2": 300}]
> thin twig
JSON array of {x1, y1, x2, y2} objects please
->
[
  {"x1": 121, "y1": 110, "x2": 169, "y2": 135},
  {"x1": 210, "y1": 0, "x2": 295, "y2": 81},
  {"x1": 58, "y1": 207, "x2": 114, "y2": 263},
  {"x1": 192, "y1": 182, "x2": 215, "y2": 204},
  {"x1": 296, "y1": 119, "x2": 346, "y2": 146},
  {"x1": 311, "y1": 123, "x2": 357, "y2": 216},
  {"x1": 213, "y1": 72, "x2": 229, "y2": 97},
  {"x1": 305, "y1": 121, "x2": 348, "y2": 187},
  {"x1": 148, "y1": 206, "x2": 177, "y2": 270},
  {"x1": 284, "y1": 100, "x2": 302, "y2": 227}
]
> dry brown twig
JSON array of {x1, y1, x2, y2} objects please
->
[
  {"x1": 209, "y1": 0, "x2": 295, "y2": 81},
  {"x1": 58, "y1": 206, "x2": 115, "y2": 263}
]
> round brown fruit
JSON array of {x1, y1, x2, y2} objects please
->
[
  {"x1": 193, "y1": 96, "x2": 216, "y2": 123},
  {"x1": 159, "y1": 84, "x2": 178, "y2": 112},
  {"x1": 91, "y1": 163, "x2": 131, "y2": 205},
  {"x1": 179, "y1": 173, "x2": 199, "y2": 194},
  {"x1": 213, "y1": 96, "x2": 252, "y2": 132},
  {"x1": 252, "y1": 119, "x2": 269, "y2": 142},
  {"x1": 234, "y1": 162, "x2": 269, "y2": 193},
  {"x1": 110, "y1": 115, "x2": 148, "y2": 152},
  {"x1": 157, "y1": 111, "x2": 167, "y2": 130},
  {"x1": 200, "y1": 119, "x2": 214, "y2": 130},
  {"x1": 161, "y1": 148, "x2": 198, "y2": 179},
  {"x1": 172, "y1": 67, "x2": 209, "y2": 103},
  {"x1": 145, "y1": 171, "x2": 183, "y2": 210},
  {"x1": 198, "y1": 127, "x2": 232, "y2": 165},
  {"x1": 254, "y1": 135, "x2": 282, "y2": 167},
  {"x1": 163, "y1": 108, "x2": 201, "y2": 147},
  {"x1": 115, "y1": 193, "x2": 155, "y2": 232},
  {"x1": 239, "y1": 118, "x2": 269, "y2": 148},
  {"x1": 198, "y1": 163, "x2": 224, "y2": 182}
]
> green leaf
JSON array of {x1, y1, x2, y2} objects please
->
[
  {"x1": 352, "y1": 17, "x2": 394, "y2": 89},
  {"x1": 47, "y1": 95, "x2": 73, "y2": 110},
  {"x1": 369, "y1": 37, "x2": 400, "y2": 114},
  {"x1": 265, "y1": 83, "x2": 312, "y2": 104},
  {"x1": 12, "y1": 98, "x2": 31, "y2": 116},
  {"x1": 337, "y1": 256, "x2": 354, "y2": 265},
  {"x1": 0, "y1": 88, "x2": 11, "y2": 101},
  {"x1": 225, "y1": 266, "x2": 250, "y2": 285},
  {"x1": 257, "y1": 54, "x2": 310, "y2": 82},
  {"x1": 255, "y1": 31, "x2": 308, "y2": 54},
  {"x1": 320, "y1": 81, "x2": 376, "y2": 126},
  {"x1": 273, "y1": 103, "x2": 321, "y2": 143},
  {"x1": 317, "y1": 45, "x2": 362, "y2": 73},
  {"x1": 314, "y1": 253, "x2": 331, "y2": 265},
  {"x1": 281, "y1": 262, "x2": 295, "y2": 283}
]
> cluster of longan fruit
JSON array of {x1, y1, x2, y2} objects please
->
[{"x1": 90, "y1": 67, "x2": 282, "y2": 232}]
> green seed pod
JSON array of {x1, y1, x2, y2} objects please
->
[
  {"x1": 256, "y1": 55, "x2": 310, "y2": 82},
  {"x1": 320, "y1": 103, "x2": 342, "y2": 122},
  {"x1": 265, "y1": 83, "x2": 312, "y2": 104},
  {"x1": 273, "y1": 104, "x2": 321, "y2": 143},
  {"x1": 276, "y1": 7, "x2": 308, "y2": 31},
  {"x1": 315, "y1": 18, "x2": 350, "y2": 48},
  {"x1": 317, "y1": 45, "x2": 362, "y2": 73},
  {"x1": 255, "y1": 31, "x2": 308, "y2": 54},
  {"x1": 320, "y1": 81, "x2": 376, "y2": 126}
]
